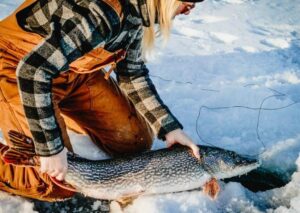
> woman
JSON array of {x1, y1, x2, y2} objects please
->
[{"x1": 0, "y1": 0, "x2": 203, "y2": 201}]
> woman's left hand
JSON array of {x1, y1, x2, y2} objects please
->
[{"x1": 165, "y1": 129, "x2": 200, "y2": 159}]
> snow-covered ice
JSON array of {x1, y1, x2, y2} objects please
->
[{"x1": 0, "y1": 0, "x2": 300, "y2": 212}]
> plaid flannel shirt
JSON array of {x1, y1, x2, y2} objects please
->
[{"x1": 15, "y1": 0, "x2": 183, "y2": 156}]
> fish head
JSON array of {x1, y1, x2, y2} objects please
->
[{"x1": 201, "y1": 146, "x2": 260, "y2": 179}]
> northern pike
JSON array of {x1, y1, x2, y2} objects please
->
[{"x1": 2, "y1": 131, "x2": 260, "y2": 203}]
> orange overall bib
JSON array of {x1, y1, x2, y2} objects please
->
[{"x1": 0, "y1": 0, "x2": 153, "y2": 201}]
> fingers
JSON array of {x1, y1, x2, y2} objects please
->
[
  {"x1": 183, "y1": 138, "x2": 200, "y2": 160},
  {"x1": 48, "y1": 169, "x2": 66, "y2": 181},
  {"x1": 190, "y1": 144, "x2": 200, "y2": 160},
  {"x1": 56, "y1": 172, "x2": 66, "y2": 181},
  {"x1": 42, "y1": 167, "x2": 67, "y2": 181},
  {"x1": 48, "y1": 170, "x2": 60, "y2": 178},
  {"x1": 39, "y1": 148, "x2": 68, "y2": 181},
  {"x1": 165, "y1": 129, "x2": 200, "y2": 160},
  {"x1": 176, "y1": 132, "x2": 200, "y2": 159},
  {"x1": 166, "y1": 140, "x2": 176, "y2": 148},
  {"x1": 41, "y1": 166, "x2": 67, "y2": 181}
]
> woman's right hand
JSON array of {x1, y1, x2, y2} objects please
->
[{"x1": 40, "y1": 147, "x2": 68, "y2": 181}]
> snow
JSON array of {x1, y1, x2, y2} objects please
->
[
  {"x1": 0, "y1": 0, "x2": 300, "y2": 212},
  {"x1": 0, "y1": 191, "x2": 36, "y2": 213}
]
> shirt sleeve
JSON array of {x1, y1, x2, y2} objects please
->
[
  {"x1": 115, "y1": 27, "x2": 183, "y2": 141},
  {"x1": 16, "y1": 2, "x2": 116, "y2": 156}
]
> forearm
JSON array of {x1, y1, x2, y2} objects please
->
[
  {"x1": 117, "y1": 70, "x2": 183, "y2": 140},
  {"x1": 16, "y1": 63, "x2": 65, "y2": 156},
  {"x1": 14, "y1": 0, "x2": 116, "y2": 155}
]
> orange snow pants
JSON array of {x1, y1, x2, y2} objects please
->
[{"x1": 0, "y1": 2, "x2": 153, "y2": 202}]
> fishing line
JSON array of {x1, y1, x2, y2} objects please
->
[
  {"x1": 256, "y1": 94, "x2": 283, "y2": 150},
  {"x1": 150, "y1": 74, "x2": 300, "y2": 158},
  {"x1": 195, "y1": 96, "x2": 299, "y2": 158},
  {"x1": 149, "y1": 74, "x2": 220, "y2": 92},
  {"x1": 149, "y1": 74, "x2": 193, "y2": 85}
]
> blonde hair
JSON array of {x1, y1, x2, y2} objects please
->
[{"x1": 142, "y1": 0, "x2": 181, "y2": 55}]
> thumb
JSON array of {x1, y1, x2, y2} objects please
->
[
  {"x1": 191, "y1": 144, "x2": 200, "y2": 160},
  {"x1": 166, "y1": 140, "x2": 176, "y2": 148}
]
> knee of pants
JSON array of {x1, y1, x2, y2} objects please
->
[{"x1": 89, "y1": 117, "x2": 154, "y2": 157}]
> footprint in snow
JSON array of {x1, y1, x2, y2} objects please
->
[
  {"x1": 209, "y1": 32, "x2": 239, "y2": 44},
  {"x1": 172, "y1": 26, "x2": 206, "y2": 39},
  {"x1": 250, "y1": 28, "x2": 273, "y2": 36},
  {"x1": 260, "y1": 38, "x2": 290, "y2": 49},
  {"x1": 191, "y1": 16, "x2": 228, "y2": 24},
  {"x1": 213, "y1": 0, "x2": 247, "y2": 4},
  {"x1": 234, "y1": 46, "x2": 258, "y2": 53}
]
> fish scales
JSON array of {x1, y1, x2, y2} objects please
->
[
  {"x1": 64, "y1": 145, "x2": 259, "y2": 200},
  {"x1": 4, "y1": 122, "x2": 260, "y2": 202}
]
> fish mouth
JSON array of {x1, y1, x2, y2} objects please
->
[
  {"x1": 216, "y1": 157, "x2": 261, "y2": 180},
  {"x1": 240, "y1": 156, "x2": 260, "y2": 167},
  {"x1": 242, "y1": 161, "x2": 260, "y2": 173},
  {"x1": 238, "y1": 156, "x2": 261, "y2": 173},
  {"x1": 234, "y1": 159, "x2": 261, "y2": 176}
]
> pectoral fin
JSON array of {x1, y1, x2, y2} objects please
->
[
  {"x1": 203, "y1": 178, "x2": 220, "y2": 200},
  {"x1": 117, "y1": 190, "x2": 145, "y2": 209}
]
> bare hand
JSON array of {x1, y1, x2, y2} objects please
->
[
  {"x1": 40, "y1": 147, "x2": 68, "y2": 181},
  {"x1": 165, "y1": 129, "x2": 200, "y2": 159}
]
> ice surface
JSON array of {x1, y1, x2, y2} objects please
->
[{"x1": 0, "y1": 0, "x2": 299, "y2": 212}]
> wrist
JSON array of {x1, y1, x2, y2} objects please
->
[
  {"x1": 158, "y1": 121, "x2": 183, "y2": 141},
  {"x1": 165, "y1": 128, "x2": 181, "y2": 140},
  {"x1": 36, "y1": 144, "x2": 65, "y2": 157}
]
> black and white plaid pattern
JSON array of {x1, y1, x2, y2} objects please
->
[
  {"x1": 16, "y1": 0, "x2": 182, "y2": 156},
  {"x1": 115, "y1": 23, "x2": 183, "y2": 140}
]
